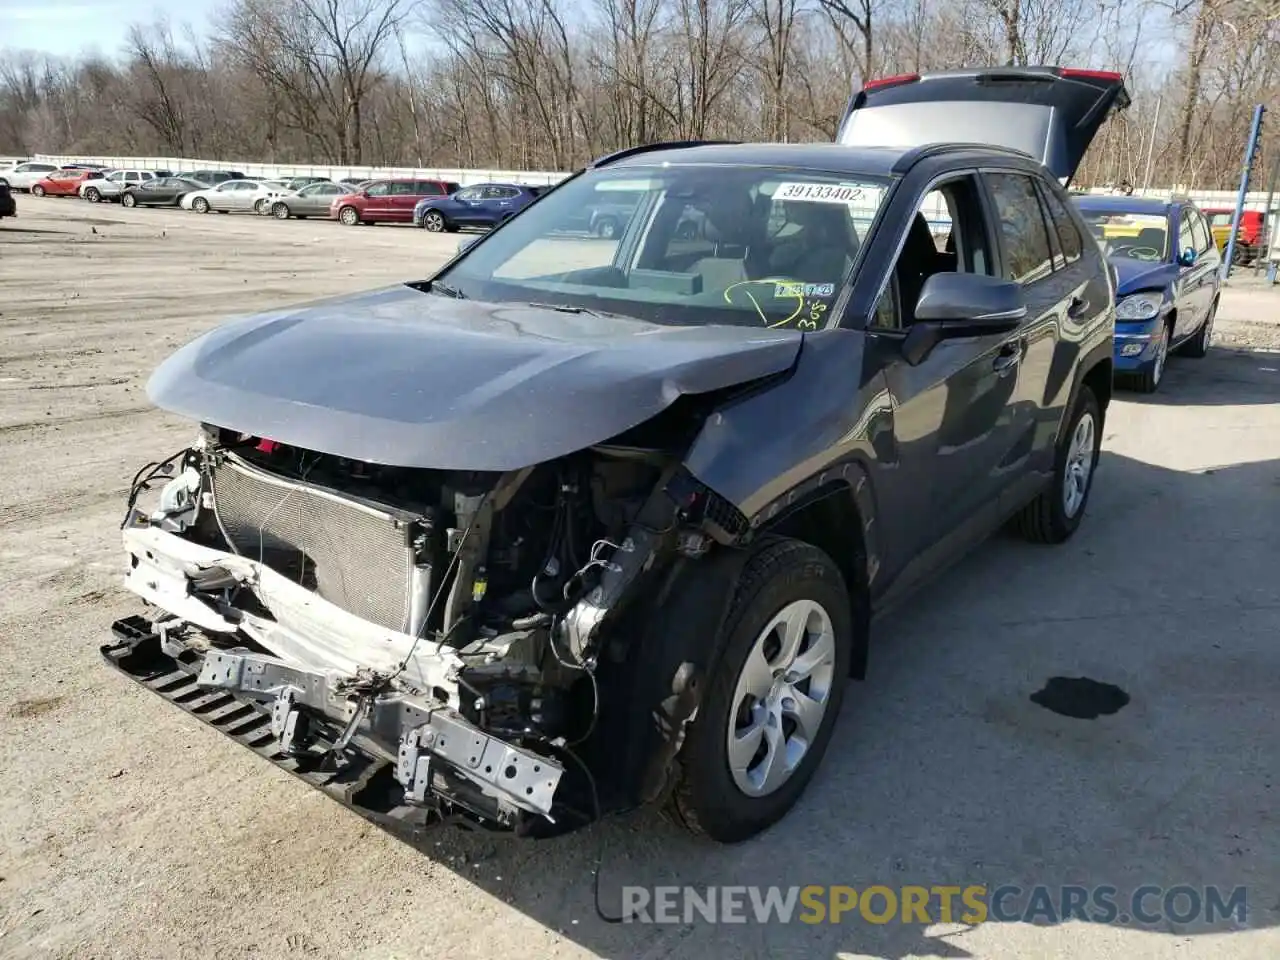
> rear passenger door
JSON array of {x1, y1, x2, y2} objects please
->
[
  {"x1": 984, "y1": 172, "x2": 1088, "y2": 478},
  {"x1": 1181, "y1": 209, "x2": 1218, "y2": 338},
  {"x1": 484, "y1": 186, "x2": 520, "y2": 224}
]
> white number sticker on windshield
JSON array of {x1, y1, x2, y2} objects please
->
[{"x1": 773, "y1": 182, "x2": 865, "y2": 203}]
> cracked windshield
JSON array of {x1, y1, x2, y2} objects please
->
[
  {"x1": 436, "y1": 167, "x2": 890, "y2": 329},
  {"x1": 1079, "y1": 211, "x2": 1169, "y2": 263}
]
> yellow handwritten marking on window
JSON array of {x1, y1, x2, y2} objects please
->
[{"x1": 723, "y1": 278, "x2": 805, "y2": 327}]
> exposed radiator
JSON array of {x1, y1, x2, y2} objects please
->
[{"x1": 210, "y1": 453, "x2": 432, "y2": 635}]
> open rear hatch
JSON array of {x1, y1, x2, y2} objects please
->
[{"x1": 836, "y1": 66, "x2": 1131, "y2": 182}]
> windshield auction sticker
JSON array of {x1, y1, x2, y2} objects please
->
[{"x1": 773, "y1": 182, "x2": 865, "y2": 203}]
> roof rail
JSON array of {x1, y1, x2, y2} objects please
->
[
  {"x1": 590, "y1": 140, "x2": 741, "y2": 168},
  {"x1": 891, "y1": 141, "x2": 1035, "y2": 173}
]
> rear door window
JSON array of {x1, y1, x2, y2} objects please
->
[
  {"x1": 985, "y1": 172, "x2": 1055, "y2": 284},
  {"x1": 1036, "y1": 185, "x2": 1083, "y2": 266},
  {"x1": 1190, "y1": 211, "x2": 1213, "y2": 254}
]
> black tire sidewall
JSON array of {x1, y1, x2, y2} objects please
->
[
  {"x1": 1050, "y1": 386, "x2": 1102, "y2": 536},
  {"x1": 678, "y1": 540, "x2": 852, "y2": 842}
]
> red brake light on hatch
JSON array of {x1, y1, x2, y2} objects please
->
[
  {"x1": 1058, "y1": 68, "x2": 1123, "y2": 81},
  {"x1": 861, "y1": 73, "x2": 919, "y2": 92}
]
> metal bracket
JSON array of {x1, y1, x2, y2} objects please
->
[
  {"x1": 269, "y1": 687, "x2": 311, "y2": 755},
  {"x1": 393, "y1": 710, "x2": 564, "y2": 817}
]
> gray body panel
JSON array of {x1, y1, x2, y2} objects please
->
[{"x1": 146, "y1": 284, "x2": 803, "y2": 471}]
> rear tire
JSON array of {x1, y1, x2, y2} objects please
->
[
  {"x1": 32, "y1": 184, "x2": 45, "y2": 197},
  {"x1": 1012, "y1": 384, "x2": 1101, "y2": 545},
  {"x1": 665, "y1": 536, "x2": 852, "y2": 843},
  {"x1": 121, "y1": 193, "x2": 136, "y2": 208},
  {"x1": 594, "y1": 216, "x2": 619, "y2": 239}
]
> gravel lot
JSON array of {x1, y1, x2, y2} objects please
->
[{"x1": 2, "y1": 198, "x2": 1278, "y2": 960}]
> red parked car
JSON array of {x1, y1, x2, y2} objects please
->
[
  {"x1": 1202, "y1": 207, "x2": 1267, "y2": 265},
  {"x1": 330, "y1": 177, "x2": 461, "y2": 225},
  {"x1": 32, "y1": 169, "x2": 103, "y2": 197}
]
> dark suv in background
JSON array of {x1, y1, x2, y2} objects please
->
[{"x1": 109, "y1": 66, "x2": 1126, "y2": 847}]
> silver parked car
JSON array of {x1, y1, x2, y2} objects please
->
[
  {"x1": 183, "y1": 179, "x2": 289, "y2": 214},
  {"x1": 268, "y1": 181, "x2": 349, "y2": 220}
]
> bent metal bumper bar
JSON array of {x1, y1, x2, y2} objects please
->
[{"x1": 109, "y1": 525, "x2": 566, "y2": 831}]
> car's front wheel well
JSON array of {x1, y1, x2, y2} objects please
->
[{"x1": 758, "y1": 483, "x2": 870, "y2": 679}]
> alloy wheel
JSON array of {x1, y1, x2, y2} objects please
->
[
  {"x1": 727, "y1": 598, "x2": 837, "y2": 798},
  {"x1": 1062, "y1": 411, "x2": 1096, "y2": 519},
  {"x1": 424, "y1": 211, "x2": 445, "y2": 232}
]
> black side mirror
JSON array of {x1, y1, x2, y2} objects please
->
[{"x1": 903, "y1": 272, "x2": 1026, "y2": 366}]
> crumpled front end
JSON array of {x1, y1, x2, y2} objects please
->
[{"x1": 108, "y1": 417, "x2": 749, "y2": 837}]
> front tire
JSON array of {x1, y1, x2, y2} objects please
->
[
  {"x1": 272, "y1": 202, "x2": 290, "y2": 220},
  {"x1": 1180, "y1": 301, "x2": 1216, "y2": 358},
  {"x1": 192, "y1": 196, "x2": 210, "y2": 214},
  {"x1": 1012, "y1": 384, "x2": 1102, "y2": 544},
  {"x1": 338, "y1": 205, "x2": 360, "y2": 226},
  {"x1": 594, "y1": 216, "x2": 619, "y2": 239},
  {"x1": 666, "y1": 537, "x2": 852, "y2": 843},
  {"x1": 85, "y1": 187, "x2": 101, "y2": 203},
  {"x1": 1130, "y1": 322, "x2": 1170, "y2": 393},
  {"x1": 32, "y1": 184, "x2": 45, "y2": 197},
  {"x1": 422, "y1": 210, "x2": 445, "y2": 232}
]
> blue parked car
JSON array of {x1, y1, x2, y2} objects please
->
[
  {"x1": 1073, "y1": 194, "x2": 1221, "y2": 393},
  {"x1": 414, "y1": 183, "x2": 545, "y2": 232}
]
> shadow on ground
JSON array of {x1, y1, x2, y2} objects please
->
[{"x1": 1120, "y1": 344, "x2": 1280, "y2": 407}]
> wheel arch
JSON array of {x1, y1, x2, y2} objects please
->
[{"x1": 754, "y1": 480, "x2": 872, "y2": 681}]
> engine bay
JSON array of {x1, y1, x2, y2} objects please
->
[{"x1": 122, "y1": 417, "x2": 744, "y2": 831}]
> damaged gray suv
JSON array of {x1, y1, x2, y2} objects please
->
[{"x1": 107, "y1": 66, "x2": 1127, "y2": 844}]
